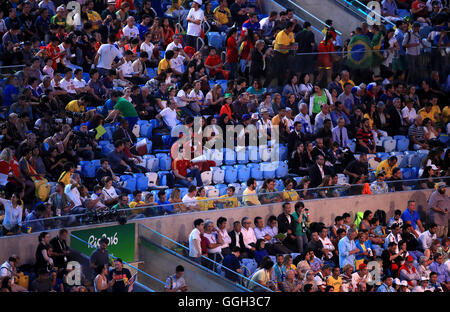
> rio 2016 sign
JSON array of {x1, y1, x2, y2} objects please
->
[{"x1": 70, "y1": 223, "x2": 135, "y2": 263}]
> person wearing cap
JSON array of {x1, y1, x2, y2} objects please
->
[
  {"x1": 186, "y1": 0, "x2": 204, "y2": 51},
  {"x1": 51, "y1": 5, "x2": 66, "y2": 27},
  {"x1": 256, "y1": 107, "x2": 272, "y2": 140},
  {"x1": 427, "y1": 183, "x2": 449, "y2": 238},
  {"x1": 398, "y1": 255, "x2": 420, "y2": 287},
  {"x1": 411, "y1": 276, "x2": 429, "y2": 292}
]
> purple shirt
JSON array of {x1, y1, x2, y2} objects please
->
[{"x1": 429, "y1": 261, "x2": 449, "y2": 284}]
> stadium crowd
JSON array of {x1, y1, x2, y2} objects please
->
[{"x1": 0, "y1": 0, "x2": 448, "y2": 292}]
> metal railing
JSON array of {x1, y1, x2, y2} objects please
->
[
  {"x1": 6, "y1": 176, "x2": 448, "y2": 237},
  {"x1": 346, "y1": 0, "x2": 396, "y2": 27},
  {"x1": 138, "y1": 224, "x2": 273, "y2": 292}
]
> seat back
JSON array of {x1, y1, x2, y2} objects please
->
[
  {"x1": 211, "y1": 167, "x2": 225, "y2": 184},
  {"x1": 145, "y1": 172, "x2": 158, "y2": 187},
  {"x1": 275, "y1": 161, "x2": 289, "y2": 178},
  {"x1": 235, "y1": 164, "x2": 250, "y2": 183},
  {"x1": 222, "y1": 165, "x2": 237, "y2": 184},
  {"x1": 201, "y1": 171, "x2": 213, "y2": 186},
  {"x1": 248, "y1": 163, "x2": 263, "y2": 180}
]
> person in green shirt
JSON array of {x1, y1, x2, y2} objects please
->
[
  {"x1": 51, "y1": 6, "x2": 66, "y2": 28},
  {"x1": 292, "y1": 201, "x2": 309, "y2": 254},
  {"x1": 105, "y1": 97, "x2": 139, "y2": 131}
]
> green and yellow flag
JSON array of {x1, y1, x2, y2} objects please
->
[
  {"x1": 346, "y1": 34, "x2": 373, "y2": 69},
  {"x1": 371, "y1": 32, "x2": 384, "y2": 67}
]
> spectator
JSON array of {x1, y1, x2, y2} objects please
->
[
  {"x1": 326, "y1": 266, "x2": 343, "y2": 292},
  {"x1": 338, "y1": 228, "x2": 359, "y2": 269},
  {"x1": 399, "y1": 255, "x2": 420, "y2": 287},
  {"x1": 292, "y1": 202, "x2": 309, "y2": 254},
  {"x1": 186, "y1": 0, "x2": 204, "y2": 51},
  {"x1": 108, "y1": 258, "x2": 132, "y2": 292},
  {"x1": 243, "y1": 178, "x2": 261, "y2": 206},
  {"x1": 89, "y1": 237, "x2": 110, "y2": 278},
  {"x1": 376, "y1": 275, "x2": 395, "y2": 292},
  {"x1": 418, "y1": 224, "x2": 438, "y2": 252},
  {"x1": 188, "y1": 218, "x2": 204, "y2": 264},
  {"x1": 164, "y1": 265, "x2": 188, "y2": 292},
  {"x1": 241, "y1": 217, "x2": 257, "y2": 256},
  {"x1": 401, "y1": 200, "x2": 425, "y2": 238},
  {"x1": 427, "y1": 182, "x2": 449, "y2": 239},
  {"x1": 94, "y1": 265, "x2": 109, "y2": 293},
  {"x1": 0, "y1": 192, "x2": 23, "y2": 235}
]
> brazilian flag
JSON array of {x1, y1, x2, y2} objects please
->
[
  {"x1": 346, "y1": 34, "x2": 373, "y2": 69},
  {"x1": 371, "y1": 32, "x2": 384, "y2": 67}
]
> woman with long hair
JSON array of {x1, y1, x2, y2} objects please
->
[
  {"x1": 169, "y1": 187, "x2": 186, "y2": 213},
  {"x1": 309, "y1": 82, "x2": 333, "y2": 121},
  {"x1": 94, "y1": 265, "x2": 109, "y2": 292},
  {"x1": 382, "y1": 28, "x2": 399, "y2": 70},
  {"x1": 239, "y1": 28, "x2": 255, "y2": 76},
  {"x1": 205, "y1": 84, "x2": 224, "y2": 115},
  {"x1": 283, "y1": 73, "x2": 301, "y2": 101},
  {"x1": 249, "y1": 39, "x2": 267, "y2": 84}
]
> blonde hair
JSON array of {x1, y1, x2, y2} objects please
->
[{"x1": 0, "y1": 148, "x2": 14, "y2": 162}]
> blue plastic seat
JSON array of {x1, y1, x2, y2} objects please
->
[
  {"x1": 396, "y1": 137, "x2": 409, "y2": 152},
  {"x1": 101, "y1": 144, "x2": 114, "y2": 155},
  {"x1": 223, "y1": 148, "x2": 236, "y2": 165},
  {"x1": 134, "y1": 173, "x2": 149, "y2": 191},
  {"x1": 275, "y1": 161, "x2": 289, "y2": 178},
  {"x1": 121, "y1": 175, "x2": 136, "y2": 192},
  {"x1": 221, "y1": 165, "x2": 237, "y2": 184},
  {"x1": 376, "y1": 152, "x2": 389, "y2": 161},
  {"x1": 80, "y1": 161, "x2": 95, "y2": 178},
  {"x1": 261, "y1": 162, "x2": 276, "y2": 179},
  {"x1": 157, "y1": 153, "x2": 172, "y2": 171},
  {"x1": 248, "y1": 146, "x2": 261, "y2": 163},
  {"x1": 91, "y1": 159, "x2": 101, "y2": 172},
  {"x1": 216, "y1": 184, "x2": 228, "y2": 196},
  {"x1": 400, "y1": 168, "x2": 412, "y2": 180},
  {"x1": 234, "y1": 164, "x2": 250, "y2": 183},
  {"x1": 236, "y1": 147, "x2": 249, "y2": 164},
  {"x1": 138, "y1": 120, "x2": 151, "y2": 137},
  {"x1": 248, "y1": 163, "x2": 263, "y2": 180},
  {"x1": 207, "y1": 32, "x2": 225, "y2": 50}
]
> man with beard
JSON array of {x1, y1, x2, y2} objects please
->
[{"x1": 427, "y1": 182, "x2": 449, "y2": 239}]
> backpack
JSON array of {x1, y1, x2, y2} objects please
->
[
  {"x1": 374, "y1": 209, "x2": 387, "y2": 226},
  {"x1": 34, "y1": 179, "x2": 51, "y2": 202}
]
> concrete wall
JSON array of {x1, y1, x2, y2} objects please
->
[{"x1": 0, "y1": 189, "x2": 440, "y2": 265}]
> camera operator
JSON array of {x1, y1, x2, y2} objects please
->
[{"x1": 72, "y1": 123, "x2": 102, "y2": 161}]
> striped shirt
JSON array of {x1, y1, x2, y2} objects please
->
[
  {"x1": 408, "y1": 124, "x2": 425, "y2": 142},
  {"x1": 356, "y1": 128, "x2": 373, "y2": 145}
]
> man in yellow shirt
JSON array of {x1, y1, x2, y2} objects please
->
[
  {"x1": 418, "y1": 102, "x2": 439, "y2": 123},
  {"x1": 157, "y1": 50, "x2": 174, "y2": 75},
  {"x1": 86, "y1": 4, "x2": 102, "y2": 31},
  {"x1": 196, "y1": 187, "x2": 216, "y2": 211},
  {"x1": 219, "y1": 186, "x2": 239, "y2": 208},
  {"x1": 273, "y1": 21, "x2": 297, "y2": 86},
  {"x1": 442, "y1": 105, "x2": 450, "y2": 125},
  {"x1": 65, "y1": 96, "x2": 87, "y2": 113},
  {"x1": 242, "y1": 178, "x2": 261, "y2": 206},
  {"x1": 326, "y1": 266, "x2": 343, "y2": 292},
  {"x1": 375, "y1": 156, "x2": 398, "y2": 179},
  {"x1": 339, "y1": 70, "x2": 355, "y2": 90},
  {"x1": 129, "y1": 190, "x2": 145, "y2": 216},
  {"x1": 213, "y1": 0, "x2": 231, "y2": 27},
  {"x1": 58, "y1": 162, "x2": 75, "y2": 186}
]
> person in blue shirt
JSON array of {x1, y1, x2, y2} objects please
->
[
  {"x1": 102, "y1": 90, "x2": 121, "y2": 117},
  {"x1": 330, "y1": 101, "x2": 351, "y2": 127},
  {"x1": 137, "y1": 15, "x2": 152, "y2": 40},
  {"x1": 254, "y1": 239, "x2": 269, "y2": 266},
  {"x1": 377, "y1": 275, "x2": 396, "y2": 292},
  {"x1": 401, "y1": 200, "x2": 425, "y2": 238},
  {"x1": 2, "y1": 75, "x2": 19, "y2": 107},
  {"x1": 222, "y1": 247, "x2": 243, "y2": 282},
  {"x1": 241, "y1": 13, "x2": 261, "y2": 35},
  {"x1": 156, "y1": 189, "x2": 173, "y2": 214},
  {"x1": 338, "y1": 228, "x2": 360, "y2": 269}
]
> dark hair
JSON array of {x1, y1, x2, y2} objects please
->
[
  {"x1": 175, "y1": 265, "x2": 184, "y2": 272},
  {"x1": 194, "y1": 218, "x2": 204, "y2": 228},
  {"x1": 247, "y1": 177, "x2": 256, "y2": 187},
  {"x1": 255, "y1": 238, "x2": 265, "y2": 251},
  {"x1": 38, "y1": 232, "x2": 49, "y2": 242},
  {"x1": 217, "y1": 217, "x2": 227, "y2": 227},
  {"x1": 254, "y1": 216, "x2": 263, "y2": 225}
]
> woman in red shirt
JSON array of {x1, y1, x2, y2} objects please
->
[
  {"x1": 205, "y1": 47, "x2": 229, "y2": 80},
  {"x1": 316, "y1": 33, "x2": 335, "y2": 87},
  {"x1": 238, "y1": 28, "x2": 255, "y2": 77},
  {"x1": 162, "y1": 18, "x2": 175, "y2": 47},
  {"x1": 226, "y1": 28, "x2": 241, "y2": 80}
]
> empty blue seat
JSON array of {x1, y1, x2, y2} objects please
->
[
  {"x1": 235, "y1": 164, "x2": 250, "y2": 183},
  {"x1": 134, "y1": 173, "x2": 149, "y2": 191},
  {"x1": 275, "y1": 161, "x2": 289, "y2": 178},
  {"x1": 408, "y1": 152, "x2": 422, "y2": 168},
  {"x1": 223, "y1": 148, "x2": 236, "y2": 165},
  {"x1": 162, "y1": 135, "x2": 172, "y2": 149},
  {"x1": 91, "y1": 159, "x2": 101, "y2": 172},
  {"x1": 349, "y1": 139, "x2": 356, "y2": 153},
  {"x1": 275, "y1": 179, "x2": 284, "y2": 192},
  {"x1": 382, "y1": 138, "x2": 396, "y2": 153},
  {"x1": 222, "y1": 165, "x2": 237, "y2": 184},
  {"x1": 410, "y1": 167, "x2": 419, "y2": 179},
  {"x1": 139, "y1": 121, "x2": 152, "y2": 138},
  {"x1": 179, "y1": 187, "x2": 188, "y2": 198},
  {"x1": 248, "y1": 146, "x2": 261, "y2": 163},
  {"x1": 438, "y1": 134, "x2": 449, "y2": 145},
  {"x1": 400, "y1": 168, "x2": 413, "y2": 180},
  {"x1": 121, "y1": 175, "x2": 136, "y2": 192},
  {"x1": 248, "y1": 163, "x2": 263, "y2": 180},
  {"x1": 236, "y1": 147, "x2": 249, "y2": 164},
  {"x1": 396, "y1": 137, "x2": 409, "y2": 152},
  {"x1": 261, "y1": 162, "x2": 276, "y2": 179},
  {"x1": 101, "y1": 144, "x2": 114, "y2": 155},
  {"x1": 157, "y1": 154, "x2": 172, "y2": 171},
  {"x1": 376, "y1": 152, "x2": 389, "y2": 161}
]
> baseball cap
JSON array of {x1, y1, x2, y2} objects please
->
[
  {"x1": 286, "y1": 107, "x2": 292, "y2": 112},
  {"x1": 351, "y1": 86, "x2": 360, "y2": 94},
  {"x1": 437, "y1": 182, "x2": 446, "y2": 188},
  {"x1": 80, "y1": 123, "x2": 88, "y2": 128},
  {"x1": 393, "y1": 278, "x2": 401, "y2": 285},
  {"x1": 359, "y1": 263, "x2": 367, "y2": 270},
  {"x1": 359, "y1": 83, "x2": 367, "y2": 89},
  {"x1": 251, "y1": 113, "x2": 259, "y2": 120},
  {"x1": 413, "y1": 22, "x2": 421, "y2": 28},
  {"x1": 367, "y1": 82, "x2": 377, "y2": 91},
  {"x1": 193, "y1": 0, "x2": 202, "y2": 5},
  {"x1": 260, "y1": 108, "x2": 269, "y2": 114},
  {"x1": 420, "y1": 276, "x2": 429, "y2": 281},
  {"x1": 242, "y1": 114, "x2": 250, "y2": 121},
  {"x1": 377, "y1": 101, "x2": 385, "y2": 108},
  {"x1": 406, "y1": 255, "x2": 413, "y2": 262},
  {"x1": 431, "y1": 165, "x2": 439, "y2": 171},
  {"x1": 107, "y1": 0, "x2": 116, "y2": 4},
  {"x1": 224, "y1": 93, "x2": 233, "y2": 99},
  {"x1": 56, "y1": 5, "x2": 65, "y2": 12},
  {"x1": 400, "y1": 280, "x2": 408, "y2": 286}
]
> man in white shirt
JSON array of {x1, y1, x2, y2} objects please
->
[
  {"x1": 157, "y1": 100, "x2": 179, "y2": 130},
  {"x1": 58, "y1": 39, "x2": 83, "y2": 71},
  {"x1": 182, "y1": 185, "x2": 200, "y2": 211},
  {"x1": 402, "y1": 99, "x2": 417, "y2": 126},
  {"x1": 94, "y1": 34, "x2": 125, "y2": 77},
  {"x1": 319, "y1": 226, "x2": 336, "y2": 261},
  {"x1": 217, "y1": 217, "x2": 232, "y2": 256},
  {"x1": 59, "y1": 68, "x2": 77, "y2": 95},
  {"x1": 73, "y1": 69, "x2": 92, "y2": 94},
  {"x1": 418, "y1": 224, "x2": 438, "y2": 251},
  {"x1": 384, "y1": 223, "x2": 402, "y2": 252},
  {"x1": 294, "y1": 103, "x2": 313, "y2": 136},
  {"x1": 332, "y1": 117, "x2": 350, "y2": 149},
  {"x1": 241, "y1": 217, "x2": 257, "y2": 252},
  {"x1": 122, "y1": 16, "x2": 140, "y2": 40},
  {"x1": 186, "y1": 0, "x2": 204, "y2": 50},
  {"x1": 170, "y1": 48, "x2": 185, "y2": 76},
  {"x1": 314, "y1": 103, "x2": 331, "y2": 134},
  {"x1": 188, "y1": 218, "x2": 204, "y2": 264}
]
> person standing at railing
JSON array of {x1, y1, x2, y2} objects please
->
[
  {"x1": 108, "y1": 258, "x2": 132, "y2": 292},
  {"x1": 186, "y1": 0, "x2": 204, "y2": 52},
  {"x1": 403, "y1": 22, "x2": 423, "y2": 85},
  {"x1": 270, "y1": 21, "x2": 297, "y2": 87},
  {"x1": 188, "y1": 218, "x2": 204, "y2": 264}
]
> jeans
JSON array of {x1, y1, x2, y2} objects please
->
[
  {"x1": 125, "y1": 116, "x2": 139, "y2": 132},
  {"x1": 175, "y1": 168, "x2": 203, "y2": 187},
  {"x1": 296, "y1": 235, "x2": 308, "y2": 254}
]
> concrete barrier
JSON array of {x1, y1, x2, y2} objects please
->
[{"x1": 0, "y1": 189, "x2": 441, "y2": 265}]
